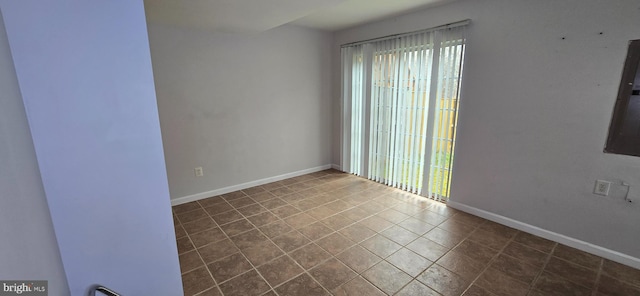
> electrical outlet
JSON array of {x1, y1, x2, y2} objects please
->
[
  {"x1": 594, "y1": 180, "x2": 611, "y2": 196},
  {"x1": 194, "y1": 167, "x2": 204, "y2": 177}
]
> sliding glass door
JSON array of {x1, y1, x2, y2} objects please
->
[{"x1": 341, "y1": 23, "x2": 467, "y2": 202}]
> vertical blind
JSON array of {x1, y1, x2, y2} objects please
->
[{"x1": 341, "y1": 22, "x2": 467, "y2": 202}]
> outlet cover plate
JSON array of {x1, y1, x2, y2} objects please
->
[
  {"x1": 194, "y1": 167, "x2": 204, "y2": 177},
  {"x1": 594, "y1": 180, "x2": 611, "y2": 196}
]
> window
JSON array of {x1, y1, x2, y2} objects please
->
[{"x1": 341, "y1": 21, "x2": 468, "y2": 202}]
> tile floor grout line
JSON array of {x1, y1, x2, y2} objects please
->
[
  {"x1": 349, "y1": 185, "x2": 466, "y2": 294},
  {"x1": 333, "y1": 207, "x2": 472, "y2": 295},
  {"x1": 190, "y1": 190, "x2": 303, "y2": 296},
  {"x1": 175, "y1": 206, "x2": 223, "y2": 296},
  {"x1": 252, "y1": 186, "x2": 366, "y2": 296},
  {"x1": 174, "y1": 213, "x2": 212, "y2": 276},
  {"x1": 291, "y1": 203, "x2": 385, "y2": 294},
  {"x1": 367, "y1": 219, "x2": 456, "y2": 294},
  {"x1": 200, "y1": 199, "x2": 242, "y2": 296},
  {"x1": 458, "y1": 221, "x2": 519, "y2": 296},
  {"x1": 317, "y1": 213, "x2": 400, "y2": 294},
  {"x1": 216, "y1": 176, "x2": 420, "y2": 289},
  {"x1": 203, "y1": 197, "x2": 283, "y2": 296},
  {"x1": 212, "y1": 175, "x2": 347, "y2": 296},
  {"x1": 271, "y1": 179, "x2": 435, "y2": 295},
  {"x1": 591, "y1": 259, "x2": 604, "y2": 296},
  {"x1": 226, "y1": 178, "x2": 340, "y2": 296},
  {"x1": 525, "y1": 241, "x2": 558, "y2": 296}
]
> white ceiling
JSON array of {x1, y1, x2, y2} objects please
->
[
  {"x1": 144, "y1": 0, "x2": 456, "y2": 33},
  {"x1": 293, "y1": 0, "x2": 458, "y2": 31}
]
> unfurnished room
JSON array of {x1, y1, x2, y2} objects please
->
[{"x1": 1, "y1": 0, "x2": 639, "y2": 295}]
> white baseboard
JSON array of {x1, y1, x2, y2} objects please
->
[
  {"x1": 447, "y1": 201, "x2": 640, "y2": 270},
  {"x1": 331, "y1": 164, "x2": 342, "y2": 170},
  {"x1": 171, "y1": 164, "x2": 333, "y2": 206}
]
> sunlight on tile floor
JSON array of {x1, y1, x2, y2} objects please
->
[{"x1": 172, "y1": 170, "x2": 640, "y2": 296}]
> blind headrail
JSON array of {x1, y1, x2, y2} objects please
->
[{"x1": 340, "y1": 19, "x2": 470, "y2": 48}]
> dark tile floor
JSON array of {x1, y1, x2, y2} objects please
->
[{"x1": 173, "y1": 170, "x2": 640, "y2": 296}]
